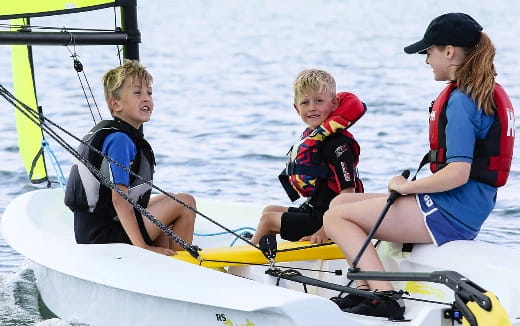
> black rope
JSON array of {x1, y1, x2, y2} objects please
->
[
  {"x1": 54, "y1": 120, "x2": 256, "y2": 249},
  {"x1": 63, "y1": 31, "x2": 102, "y2": 124},
  {"x1": 276, "y1": 241, "x2": 336, "y2": 253},
  {"x1": 1, "y1": 83, "x2": 269, "y2": 257},
  {"x1": 399, "y1": 295, "x2": 452, "y2": 307},
  {"x1": 4, "y1": 92, "x2": 461, "y2": 300},
  {"x1": 276, "y1": 270, "x2": 308, "y2": 292},
  {"x1": 0, "y1": 88, "x2": 344, "y2": 265},
  {"x1": 1, "y1": 15, "x2": 267, "y2": 262},
  {"x1": 112, "y1": 6, "x2": 123, "y2": 65},
  {"x1": 2, "y1": 82, "x2": 259, "y2": 252},
  {"x1": 200, "y1": 259, "x2": 342, "y2": 275},
  {"x1": 0, "y1": 82, "x2": 349, "y2": 267},
  {"x1": 7, "y1": 84, "x2": 452, "y2": 301},
  {"x1": 0, "y1": 84, "x2": 200, "y2": 259}
]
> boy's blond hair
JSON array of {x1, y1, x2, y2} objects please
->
[
  {"x1": 293, "y1": 69, "x2": 336, "y2": 104},
  {"x1": 102, "y1": 60, "x2": 153, "y2": 114}
]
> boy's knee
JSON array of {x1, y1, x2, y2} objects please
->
[
  {"x1": 257, "y1": 213, "x2": 268, "y2": 227},
  {"x1": 174, "y1": 193, "x2": 196, "y2": 208},
  {"x1": 259, "y1": 212, "x2": 280, "y2": 231},
  {"x1": 184, "y1": 194, "x2": 197, "y2": 207},
  {"x1": 262, "y1": 205, "x2": 279, "y2": 214}
]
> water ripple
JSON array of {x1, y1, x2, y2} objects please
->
[{"x1": 1, "y1": 0, "x2": 520, "y2": 323}]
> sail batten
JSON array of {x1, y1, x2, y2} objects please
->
[{"x1": 0, "y1": 1, "x2": 125, "y2": 20}]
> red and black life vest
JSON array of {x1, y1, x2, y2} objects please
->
[
  {"x1": 279, "y1": 92, "x2": 366, "y2": 201},
  {"x1": 427, "y1": 83, "x2": 515, "y2": 187}
]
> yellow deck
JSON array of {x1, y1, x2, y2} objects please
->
[{"x1": 173, "y1": 241, "x2": 344, "y2": 268}]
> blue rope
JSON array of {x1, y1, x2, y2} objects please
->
[
  {"x1": 42, "y1": 140, "x2": 67, "y2": 188},
  {"x1": 195, "y1": 227, "x2": 256, "y2": 247},
  {"x1": 194, "y1": 226, "x2": 255, "y2": 237},
  {"x1": 229, "y1": 230, "x2": 255, "y2": 247}
]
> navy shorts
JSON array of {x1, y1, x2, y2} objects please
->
[
  {"x1": 74, "y1": 210, "x2": 153, "y2": 246},
  {"x1": 280, "y1": 203, "x2": 326, "y2": 241},
  {"x1": 416, "y1": 193, "x2": 475, "y2": 246}
]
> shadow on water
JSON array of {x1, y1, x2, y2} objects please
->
[
  {"x1": 0, "y1": 266, "x2": 91, "y2": 326},
  {"x1": 0, "y1": 266, "x2": 44, "y2": 326}
]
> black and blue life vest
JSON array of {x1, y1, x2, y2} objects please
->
[{"x1": 64, "y1": 118, "x2": 155, "y2": 216}]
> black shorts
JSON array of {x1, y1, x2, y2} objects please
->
[
  {"x1": 280, "y1": 204, "x2": 327, "y2": 241},
  {"x1": 74, "y1": 210, "x2": 153, "y2": 246}
]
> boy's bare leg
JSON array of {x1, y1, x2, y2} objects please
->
[
  {"x1": 146, "y1": 193, "x2": 196, "y2": 252},
  {"x1": 250, "y1": 205, "x2": 287, "y2": 245}
]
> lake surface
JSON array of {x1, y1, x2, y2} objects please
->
[{"x1": 1, "y1": 1, "x2": 519, "y2": 324}]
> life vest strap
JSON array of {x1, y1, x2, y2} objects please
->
[
  {"x1": 278, "y1": 169, "x2": 301, "y2": 202},
  {"x1": 286, "y1": 162, "x2": 329, "y2": 178},
  {"x1": 428, "y1": 150, "x2": 441, "y2": 163}
]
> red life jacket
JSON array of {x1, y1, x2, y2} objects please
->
[
  {"x1": 428, "y1": 83, "x2": 515, "y2": 187},
  {"x1": 279, "y1": 92, "x2": 366, "y2": 201}
]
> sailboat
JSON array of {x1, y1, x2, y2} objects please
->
[{"x1": 1, "y1": 1, "x2": 519, "y2": 325}]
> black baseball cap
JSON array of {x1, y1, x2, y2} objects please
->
[{"x1": 404, "y1": 13, "x2": 483, "y2": 54}]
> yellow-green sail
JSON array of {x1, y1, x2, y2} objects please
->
[
  {"x1": 3, "y1": 1, "x2": 139, "y2": 183},
  {"x1": 11, "y1": 18, "x2": 48, "y2": 183},
  {"x1": 0, "y1": 1, "x2": 118, "y2": 19}
]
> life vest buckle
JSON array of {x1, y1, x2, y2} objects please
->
[{"x1": 429, "y1": 150, "x2": 440, "y2": 163}]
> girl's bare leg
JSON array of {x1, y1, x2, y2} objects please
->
[
  {"x1": 324, "y1": 195, "x2": 432, "y2": 291},
  {"x1": 329, "y1": 192, "x2": 387, "y2": 208}
]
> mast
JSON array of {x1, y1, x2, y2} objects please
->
[{"x1": 120, "y1": 0, "x2": 140, "y2": 60}]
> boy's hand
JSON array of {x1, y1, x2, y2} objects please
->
[
  {"x1": 145, "y1": 245, "x2": 176, "y2": 256},
  {"x1": 299, "y1": 227, "x2": 329, "y2": 244}
]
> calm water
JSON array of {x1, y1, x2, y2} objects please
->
[{"x1": 1, "y1": 1, "x2": 520, "y2": 324}]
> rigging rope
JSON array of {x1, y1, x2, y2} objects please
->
[
  {"x1": 0, "y1": 84, "x2": 200, "y2": 259},
  {"x1": 1, "y1": 84, "x2": 362, "y2": 280},
  {"x1": 1, "y1": 21, "x2": 342, "y2": 264},
  {"x1": 41, "y1": 139, "x2": 66, "y2": 188},
  {"x1": 4, "y1": 85, "x2": 320, "y2": 261},
  {"x1": 112, "y1": 6, "x2": 123, "y2": 65},
  {"x1": 0, "y1": 85, "x2": 346, "y2": 272},
  {"x1": 63, "y1": 30, "x2": 102, "y2": 123},
  {"x1": 2, "y1": 19, "x2": 261, "y2": 258},
  {"x1": 201, "y1": 260, "x2": 343, "y2": 275}
]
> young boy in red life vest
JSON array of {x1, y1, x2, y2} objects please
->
[{"x1": 250, "y1": 69, "x2": 366, "y2": 245}]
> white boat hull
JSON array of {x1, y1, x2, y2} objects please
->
[{"x1": 2, "y1": 188, "x2": 520, "y2": 325}]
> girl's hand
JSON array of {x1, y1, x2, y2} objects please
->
[
  {"x1": 388, "y1": 174, "x2": 409, "y2": 195},
  {"x1": 299, "y1": 227, "x2": 329, "y2": 244}
]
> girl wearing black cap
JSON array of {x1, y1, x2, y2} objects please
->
[{"x1": 323, "y1": 13, "x2": 514, "y2": 320}]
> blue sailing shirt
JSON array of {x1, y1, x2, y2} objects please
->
[
  {"x1": 428, "y1": 89, "x2": 497, "y2": 235},
  {"x1": 101, "y1": 132, "x2": 137, "y2": 187}
]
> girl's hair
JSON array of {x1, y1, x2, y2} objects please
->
[
  {"x1": 102, "y1": 59, "x2": 153, "y2": 102},
  {"x1": 455, "y1": 32, "x2": 496, "y2": 115},
  {"x1": 293, "y1": 69, "x2": 336, "y2": 104}
]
